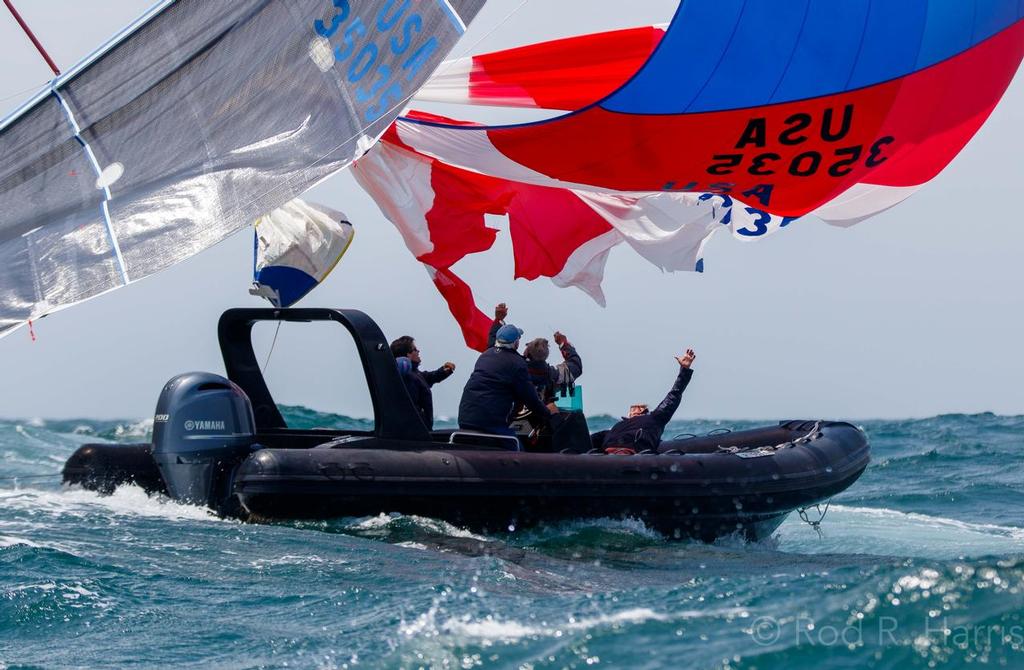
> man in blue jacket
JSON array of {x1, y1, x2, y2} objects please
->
[
  {"x1": 599, "y1": 347, "x2": 696, "y2": 453},
  {"x1": 458, "y1": 322, "x2": 556, "y2": 438},
  {"x1": 486, "y1": 302, "x2": 582, "y2": 404},
  {"x1": 391, "y1": 335, "x2": 455, "y2": 430}
]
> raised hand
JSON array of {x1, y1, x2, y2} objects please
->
[
  {"x1": 675, "y1": 348, "x2": 696, "y2": 369},
  {"x1": 553, "y1": 331, "x2": 567, "y2": 346},
  {"x1": 494, "y1": 302, "x2": 508, "y2": 321},
  {"x1": 442, "y1": 361, "x2": 456, "y2": 372}
]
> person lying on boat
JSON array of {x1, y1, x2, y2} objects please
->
[
  {"x1": 522, "y1": 332, "x2": 582, "y2": 404},
  {"x1": 458, "y1": 323, "x2": 559, "y2": 440},
  {"x1": 595, "y1": 348, "x2": 696, "y2": 454},
  {"x1": 390, "y1": 335, "x2": 456, "y2": 430}
]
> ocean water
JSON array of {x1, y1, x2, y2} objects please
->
[{"x1": 2, "y1": 411, "x2": 1023, "y2": 669}]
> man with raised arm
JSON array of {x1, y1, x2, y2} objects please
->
[
  {"x1": 487, "y1": 302, "x2": 582, "y2": 404},
  {"x1": 458, "y1": 320, "x2": 557, "y2": 440},
  {"x1": 599, "y1": 348, "x2": 696, "y2": 454}
]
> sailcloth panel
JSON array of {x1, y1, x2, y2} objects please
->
[
  {"x1": 415, "y1": 24, "x2": 666, "y2": 110},
  {"x1": 352, "y1": 127, "x2": 801, "y2": 350},
  {"x1": 409, "y1": 3, "x2": 1023, "y2": 216},
  {"x1": 0, "y1": 0, "x2": 485, "y2": 336}
]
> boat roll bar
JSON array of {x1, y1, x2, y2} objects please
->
[{"x1": 217, "y1": 308, "x2": 431, "y2": 442}]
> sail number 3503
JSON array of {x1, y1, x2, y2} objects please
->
[
  {"x1": 315, "y1": 0, "x2": 440, "y2": 122},
  {"x1": 707, "y1": 105, "x2": 895, "y2": 179}
]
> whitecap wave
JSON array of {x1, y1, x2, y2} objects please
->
[
  {"x1": 0, "y1": 534, "x2": 45, "y2": 549},
  {"x1": 777, "y1": 504, "x2": 1024, "y2": 559},
  {"x1": 524, "y1": 516, "x2": 663, "y2": 540},
  {"x1": 250, "y1": 554, "x2": 331, "y2": 569},
  {"x1": 109, "y1": 418, "x2": 153, "y2": 440},
  {"x1": 343, "y1": 512, "x2": 491, "y2": 542},
  {"x1": 0, "y1": 485, "x2": 224, "y2": 524},
  {"x1": 0, "y1": 534, "x2": 82, "y2": 556},
  {"x1": 400, "y1": 605, "x2": 675, "y2": 642},
  {"x1": 396, "y1": 541, "x2": 430, "y2": 551}
]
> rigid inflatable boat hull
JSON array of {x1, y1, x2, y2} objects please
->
[
  {"x1": 233, "y1": 423, "x2": 868, "y2": 541},
  {"x1": 60, "y1": 310, "x2": 871, "y2": 543},
  {"x1": 63, "y1": 423, "x2": 867, "y2": 542},
  {"x1": 236, "y1": 471, "x2": 861, "y2": 541}
]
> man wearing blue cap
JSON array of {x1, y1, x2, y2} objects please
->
[{"x1": 458, "y1": 306, "x2": 556, "y2": 441}]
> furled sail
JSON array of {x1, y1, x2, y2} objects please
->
[{"x1": 0, "y1": 0, "x2": 485, "y2": 336}]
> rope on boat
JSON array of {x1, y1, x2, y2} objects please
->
[
  {"x1": 797, "y1": 499, "x2": 832, "y2": 539},
  {"x1": 261, "y1": 321, "x2": 283, "y2": 373}
]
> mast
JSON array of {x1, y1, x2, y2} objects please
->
[{"x1": 3, "y1": 0, "x2": 60, "y2": 75}]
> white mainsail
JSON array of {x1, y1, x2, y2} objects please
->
[{"x1": 0, "y1": 0, "x2": 486, "y2": 336}]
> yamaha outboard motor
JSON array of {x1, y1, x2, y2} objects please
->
[{"x1": 152, "y1": 372, "x2": 256, "y2": 514}]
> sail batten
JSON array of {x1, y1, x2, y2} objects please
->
[{"x1": 49, "y1": 86, "x2": 130, "y2": 285}]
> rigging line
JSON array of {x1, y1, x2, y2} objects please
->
[
  {"x1": 0, "y1": 80, "x2": 48, "y2": 105},
  {"x1": 432, "y1": 0, "x2": 532, "y2": 76},
  {"x1": 262, "y1": 321, "x2": 283, "y2": 374}
]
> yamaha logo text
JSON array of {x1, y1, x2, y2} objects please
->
[{"x1": 184, "y1": 420, "x2": 225, "y2": 431}]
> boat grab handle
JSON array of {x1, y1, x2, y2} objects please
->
[{"x1": 448, "y1": 431, "x2": 521, "y2": 450}]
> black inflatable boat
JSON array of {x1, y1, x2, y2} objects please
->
[{"x1": 63, "y1": 308, "x2": 870, "y2": 542}]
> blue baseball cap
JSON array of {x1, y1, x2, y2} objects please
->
[{"x1": 495, "y1": 323, "x2": 524, "y2": 345}]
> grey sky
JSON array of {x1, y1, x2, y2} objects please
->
[{"x1": 0, "y1": 1, "x2": 1021, "y2": 421}]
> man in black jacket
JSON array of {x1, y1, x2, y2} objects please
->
[
  {"x1": 458, "y1": 323, "x2": 556, "y2": 439},
  {"x1": 486, "y1": 302, "x2": 582, "y2": 404},
  {"x1": 599, "y1": 348, "x2": 696, "y2": 453},
  {"x1": 523, "y1": 334, "x2": 582, "y2": 404},
  {"x1": 391, "y1": 335, "x2": 455, "y2": 430}
]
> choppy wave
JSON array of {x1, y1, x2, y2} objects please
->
[{"x1": 1, "y1": 412, "x2": 1023, "y2": 668}]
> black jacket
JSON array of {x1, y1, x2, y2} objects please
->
[
  {"x1": 602, "y1": 367, "x2": 694, "y2": 452},
  {"x1": 407, "y1": 362, "x2": 453, "y2": 430},
  {"x1": 486, "y1": 319, "x2": 503, "y2": 349},
  {"x1": 458, "y1": 347, "x2": 550, "y2": 432},
  {"x1": 526, "y1": 342, "x2": 582, "y2": 403},
  {"x1": 488, "y1": 319, "x2": 584, "y2": 403}
]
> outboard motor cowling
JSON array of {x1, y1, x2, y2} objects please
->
[{"x1": 152, "y1": 372, "x2": 256, "y2": 512}]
